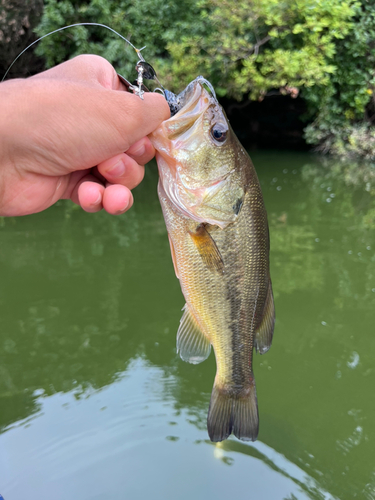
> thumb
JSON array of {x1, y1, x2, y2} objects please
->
[
  {"x1": 67, "y1": 83, "x2": 171, "y2": 165},
  {"x1": 106, "y1": 89, "x2": 171, "y2": 147}
]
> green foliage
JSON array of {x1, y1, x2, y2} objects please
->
[
  {"x1": 304, "y1": 2, "x2": 375, "y2": 159},
  {"x1": 35, "y1": 0, "x2": 201, "y2": 90},
  {"x1": 167, "y1": 0, "x2": 357, "y2": 99},
  {"x1": 35, "y1": 0, "x2": 375, "y2": 158},
  {"x1": 36, "y1": 0, "x2": 358, "y2": 94},
  {"x1": 306, "y1": 123, "x2": 375, "y2": 162}
]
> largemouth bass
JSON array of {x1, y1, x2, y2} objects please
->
[{"x1": 149, "y1": 77, "x2": 275, "y2": 442}]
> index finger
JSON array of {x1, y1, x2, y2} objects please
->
[{"x1": 31, "y1": 54, "x2": 120, "y2": 90}]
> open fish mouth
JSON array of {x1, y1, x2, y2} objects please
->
[
  {"x1": 150, "y1": 75, "x2": 241, "y2": 229},
  {"x1": 165, "y1": 76, "x2": 218, "y2": 116}
]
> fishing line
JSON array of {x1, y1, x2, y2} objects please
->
[{"x1": 2, "y1": 22, "x2": 147, "y2": 82}]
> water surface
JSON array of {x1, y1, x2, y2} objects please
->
[{"x1": 0, "y1": 152, "x2": 374, "y2": 500}]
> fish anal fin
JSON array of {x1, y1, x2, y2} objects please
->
[
  {"x1": 188, "y1": 224, "x2": 224, "y2": 274},
  {"x1": 177, "y1": 305, "x2": 211, "y2": 364},
  {"x1": 168, "y1": 234, "x2": 179, "y2": 279},
  {"x1": 207, "y1": 382, "x2": 259, "y2": 442},
  {"x1": 255, "y1": 279, "x2": 275, "y2": 354}
]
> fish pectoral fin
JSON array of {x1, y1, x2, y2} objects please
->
[
  {"x1": 177, "y1": 305, "x2": 211, "y2": 364},
  {"x1": 255, "y1": 279, "x2": 275, "y2": 354},
  {"x1": 188, "y1": 224, "x2": 224, "y2": 274}
]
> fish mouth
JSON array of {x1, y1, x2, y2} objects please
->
[
  {"x1": 165, "y1": 77, "x2": 217, "y2": 116},
  {"x1": 162, "y1": 77, "x2": 218, "y2": 143}
]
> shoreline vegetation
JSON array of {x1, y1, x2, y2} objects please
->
[{"x1": 1, "y1": 0, "x2": 374, "y2": 163}]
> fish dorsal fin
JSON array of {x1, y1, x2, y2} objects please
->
[
  {"x1": 188, "y1": 224, "x2": 224, "y2": 273},
  {"x1": 255, "y1": 279, "x2": 275, "y2": 354},
  {"x1": 177, "y1": 305, "x2": 211, "y2": 364}
]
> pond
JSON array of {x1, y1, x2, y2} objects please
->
[{"x1": 0, "y1": 151, "x2": 374, "y2": 500}]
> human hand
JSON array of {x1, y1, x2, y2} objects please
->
[{"x1": 0, "y1": 55, "x2": 170, "y2": 217}]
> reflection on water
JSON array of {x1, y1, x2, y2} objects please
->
[
  {"x1": 0, "y1": 152, "x2": 374, "y2": 500},
  {"x1": 1, "y1": 360, "x2": 335, "y2": 500}
]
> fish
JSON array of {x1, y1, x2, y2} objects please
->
[{"x1": 149, "y1": 77, "x2": 275, "y2": 442}]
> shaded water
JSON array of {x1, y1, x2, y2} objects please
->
[{"x1": 0, "y1": 151, "x2": 374, "y2": 500}]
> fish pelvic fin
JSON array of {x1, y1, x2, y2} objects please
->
[
  {"x1": 188, "y1": 224, "x2": 224, "y2": 274},
  {"x1": 255, "y1": 279, "x2": 275, "y2": 354},
  {"x1": 177, "y1": 305, "x2": 211, "y2": 364},
  {"x1": 168, "y1": 234, "x2": 180, "y2": 279},
  {"x1": 207, "y1": 382, "x2": 259, "y2": 442}
]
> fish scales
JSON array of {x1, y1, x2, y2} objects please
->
[{"x1": 150, "y1": 78, "x2": 275, "y2": 442}]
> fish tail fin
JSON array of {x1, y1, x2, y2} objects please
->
[{"x1": 207, "y1": 381, "x2": 259, "y2": 442}]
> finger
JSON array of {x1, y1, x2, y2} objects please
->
[
  {"x1": 126, "y1": 137, "x2": 156, "y2": 165},
  {"x1": 97, "y1": 153, "x2": 145, "y2": 190},
  {"x1": 70, "y1": 175, "x2": 105, "y2": 212},
  {"x1": 102, "y1": 184, "x2": 134, "y2": 215},
  {"x1": 111, "y1": 91, "x2": 171, "y2": 148},
  {"x1": 31, "y1": 54, "x2": 119, "y2": 90},
  {"x1": 31, "y1": 54, "x2": 133, "y2": 94},
  {"x1": 78, "y1": 181, "x2": 105, "y2": 213},
  {"x1": 61, "y1": 170, "x2": 90, "y2": 200}
]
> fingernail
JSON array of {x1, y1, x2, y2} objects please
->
[
  {"x1": 128, "y1": 143, "x2": 146, "y2": 157},
  {"x1": 93, "y1": 193, "x2": 102, "y2": 205},
  {"x1": 114, "y1": 206, "x2": 128, "y2": 215},
  {"x1": 114, "y1": 198, "x2": 131, "y2": 215},
  {"x1": 107, "y1": 159, "x2": 125, "y2": 177}
]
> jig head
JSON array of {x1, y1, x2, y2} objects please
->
[
  {"x1": 124, "y1": 58, "x2": 180, "y2": 118},
  {"x1": 117, "y1": 50, "x2": 157, "y2": 99},
  {"x1": 119, "y1": 59, "x2": 163, "y2": 100}
]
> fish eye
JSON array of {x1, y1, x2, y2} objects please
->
[{"x1": 210, "y1": 123, "x2": 228, "y2": 144}]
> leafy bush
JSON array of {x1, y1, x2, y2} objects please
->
[
  {"x1": 304, "y1": 1, "x2": 375, "y2": 159},
  {"x1": 34, "y1": 0, "x2": 375, "y2": 159},
  {"x1": 34, "y1": 0, "x2": 201, "y2": 89}
]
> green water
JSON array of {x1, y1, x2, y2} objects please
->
[{"x1": 0, "y1": 151, "x2": 374, "y2": 500}]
